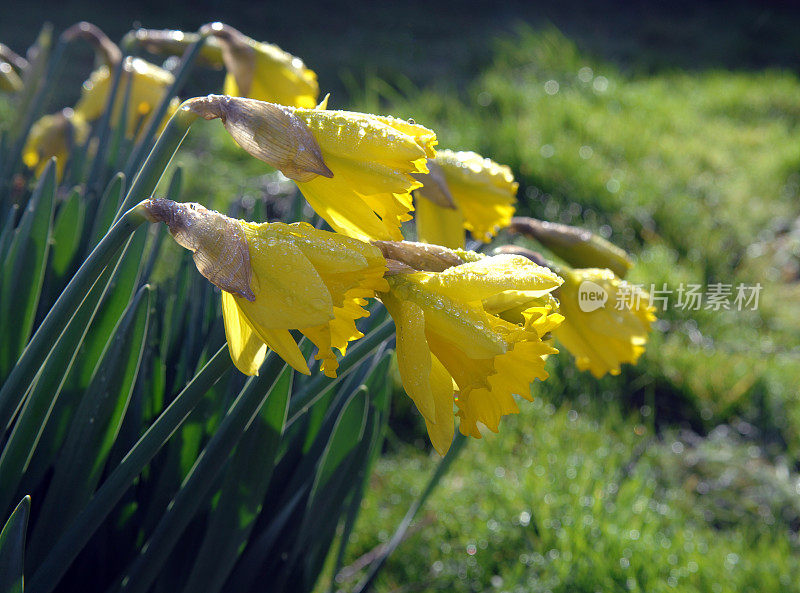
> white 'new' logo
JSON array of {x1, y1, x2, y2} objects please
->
[{"x1": 577, "y1": 280, "x2": 608, "y2": 312}]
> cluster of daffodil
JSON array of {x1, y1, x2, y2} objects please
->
[{"x1": 3, "y1": 22, "x2": 656, "y2": 455}]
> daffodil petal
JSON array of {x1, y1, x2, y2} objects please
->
[
  {"x1": 384, "y1": 295, "x2": 437, "y2": 422},
  {"x1": 237, "y1": 224, "x2": 333, "y2": 329},
  {"x1": 414, "y1": 193, "x2": 465, "y2": 249},
  {"x1": 424, "y1": 353, "x2": 456, "y2": 456},
  {"x1": 221, "y1": 291, "x2": 267, "y2": 375},
  {"x1": 427, "y1": 254, "x2": 563, "y2": 302}
]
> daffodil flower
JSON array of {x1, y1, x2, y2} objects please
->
[
  {"x1": 414, "y1": 149, "x2": 518, "y2": 248},
  {"x1": 380, "y1": 253, "x2": 563, "y2": 455},
  {"x1": 74, "y1": 56, "x2": 179, "y2": 138},
  {"x1": 142, "y1": 199, "x2": 388, "y2": 378},
  {"x1": 23, "y1": 109, "x2": 89, "y2": 179},
  {"x1": 198, "y1": 23, "x2": 319, "y2": 109},
  {"x1": 185, "y1": 95, "x2": 437, "y2": 242},
  {"x1": 555, "y1": 267, "x2": 656, "y2": 377}
]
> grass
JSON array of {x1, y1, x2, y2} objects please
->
[{"x1": 330, "y1": 25, "x2": 800, "y2": 592}]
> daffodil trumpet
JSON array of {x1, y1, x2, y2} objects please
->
[
  {"x1": 184, "y1": 94, "x2": 437, "y2": 242},
  {"x1": 378, "y1": 246, "x2": 564, "y2": 455},
  {"x1": 495, "y1": 244, "x2": 654, "y2": 378},
  {"x1": 414, "y1": 149, "x2": 518, "y2": 248},
  {"x1": 141, "y1": 198, "x2": 389, "y2": 378}
]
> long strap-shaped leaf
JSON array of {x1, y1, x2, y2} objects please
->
[
  {"x1": 180, "y1": 365, "x2": 292, "y2": 593},
  {"x1": 0, "y1": 496, "x2": 30, "y2": 593},
  {"x1": 28, "y1": 286, "x2": 151, "y2": 566},
  {"x1": 0, "y1": 160, "x2": 56, "y2": 378},
  {"x1": 287, "y1": 319, "x2": 395, "y2": 424},
  {"x1": 0, "y1": 230, "x2": 139, "y2": 517},
  {"x1": 25, "y1": 346, "x2": 231, "y2": 593},
  {"x1": 0, "y1": 204, "x2": 147, "y2": 433},
  {"x1": 114, "y1": 354, "x2": 287, "y2": 593}
]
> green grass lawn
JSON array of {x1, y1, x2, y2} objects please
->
[{"x1": 328, "y1": 25, "x2": 800, "y2": 592}]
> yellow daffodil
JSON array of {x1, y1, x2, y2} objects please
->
[
  {"x1": 380, "y1": 252, "x2": 563, "y2": 455},
  {"x1": 74, "y1": 56, "x2": 179, "y2": 138},
  {"x1": 185, "y1": 95, "x2": 437, "y2": 242},
  {"x1": 142, "y1": 199, "x2": 388, "y2": 378},
  {"x1": 555, "y1": 267, "x2": 656, "y2": 377},
  {"x1": 23, "y1": 109, "x2": 89, "y2": 179},
  {"x1": 414, "y1": 149, "x2": 518, "y2": 248},
  {"x1": 199, "y1": 23, "x2": 319, "y2": 108}
]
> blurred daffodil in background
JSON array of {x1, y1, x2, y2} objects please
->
[
  {"x1": 142, "y1": 199, "x2": 387, "y2": 378},
  {"x1": 554, "y1": 266, "x2": 655, "y2": 378},
  {"x1": 186, "y1": 95, "x2": 437, "y2": 241},
  {"x1": 23, "y1": 108, "x2": 89, "y2": 178},
  {"x1": 75, "y1": 56, "x2": 179, "y2": 138},
  {"x1": 378, "y1": 250, "x2": 563, "y2": 454},
  {"x1": 201, "y1": 22, "x2": 319, "y2": 108},
  {"x1": 414, "y1": 149, "x2": 518, "y2": 248}
]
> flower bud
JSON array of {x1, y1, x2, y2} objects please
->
[
  {"x1": 141, "y1": 198, "x2": 255, "y2": 301},
  {"x1": 122, "y1": 28, "x2": 225, "y2": 68},
  {"x1": 61, "y1": 21, "x2": 122, "y2": 66},
  {"x1": 509, "y1": 217, "x2": 632, "y2": 278},
  {"x1": 184, "y1": 95, "x2": 333, "y2": 183},
  {"x1": 372, "y1": 240, "x2": 464, "y2": 272}
]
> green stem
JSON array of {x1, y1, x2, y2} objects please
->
[
  {"x1": 26, "y1": 345, "x2": 232, "y2": 593},
  {"x1": 0, "y1": 205, "x2": 148, "y2": 431},
  {"x1": 352, "y1": 433, "x2": 468, "y2": 593},
  {"x1": 120, "y1": 33, "x2": 209, "y2": 189},
  {"x1": 115, "y1": 106, "x2": 200, "y2": 220}
]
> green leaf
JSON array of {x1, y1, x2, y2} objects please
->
[
  {"x1": 115, "y1": 355, "x2": 286, "y2": 593},
  {"x1": 70, "y1": 224, "x2": 146, "y2": 393},
  {"x1": 84, "y1": 60, "x2": 126, "y2": 201},
  {"x1": 329, "y1": 355, "x2": 393, "y2": 588},
  {"x1": 28, "y1": 286, "x2": 151, "y2": 566},
  {"x1": 182, "y1": 365, "x2": 292, "y2": 593},
  {"x1": 0, "y1": 205, "x2": 18, "y2": 263},
  {"x1": 0, "y1": 259, "x2": 124, "y2": 517},
  {"x1": 0, "y1": 206, "x2": 147, "y2": 453},
  {"x1": 0, "y1": 159, "x2": 56, "y2": 376},
  {"x1": 88, "y1": 173, "x2": 125, "y2": 251},
  {"x1": 353, "y1": 434, "x2": 469, "y2": 593},
  {"x1": 26, "y1": 346, "x2": 231, "y2": 593},
  {"x1": 50, "y1": 187, "x2": 85, "y2": 277},
  {"x1": 0, "y1": 496, "x2": 30, "y2": 593},
  {"x1": 291, "y1": 386, "x2": 369, "y2": 587}
]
